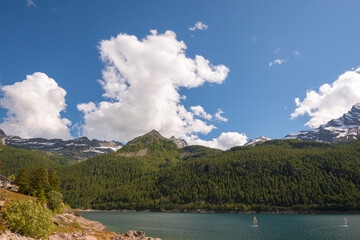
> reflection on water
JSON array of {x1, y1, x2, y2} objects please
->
[{"x1": 82, "y1": 212, "x2": 360, "y2": 240}]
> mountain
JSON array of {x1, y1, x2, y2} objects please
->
[
  {"x1": 321, "y1": 103, "x2": 360, "y2": 129},
  {"x1": 284, "y1": 103, "x2": 360, "y2": 143},
  {"x1": 244, "y1": 136, "x2": 271, "y2": 146},
  {"x1": 59, "y1": 130, "x2": 222, "y2": 208},
  {"x1": 0, "y1": 130, "x2": 123, "y2": 161},
  {"x1": 60, "y1": 137, "x2": 360, "y2": 212}
]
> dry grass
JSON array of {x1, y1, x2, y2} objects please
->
[{"x1": 0, "y1": 188, "x2": 35, "y2": 201}]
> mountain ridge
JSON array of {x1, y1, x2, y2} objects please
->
[
  {"x1": 0, "y1": 131, "x2": 123, "y2": 161},
  {"x1": 284, "y1": 102, "x2": 360, "y2": 143}
]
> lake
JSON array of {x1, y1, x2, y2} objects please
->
[{"x1": 82, "y1": 212, "x2": 360, "y2": 240}]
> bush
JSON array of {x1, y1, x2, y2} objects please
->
[
  {"x1": 47, "y1": 190, "x2": 63, "y2": 211},
  {"x1": 3, "y1": 199, "x2": 54, "y2": 238}
]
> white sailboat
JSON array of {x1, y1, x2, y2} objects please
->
[{"x1": 344, "y1": 217, "x2": 349, "y2": 226}]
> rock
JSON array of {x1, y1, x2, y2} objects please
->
[
  {"x1": 125, "y1": 230, "x2": 146, "y2": 239},
  {"x1": 0, "y1": 230, "x2": 35, "y2": 240}
]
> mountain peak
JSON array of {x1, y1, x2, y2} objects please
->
[
  {"x1": 244, "y1": 136, "x2": 271, "y2": 146},
  {"x1": 321, "y1": 102, "x2": 360, "y2": 129},
  {"x1": 145, "y1": 129, "x2": 164, "y2": 139},
  {"x1": 126, "y1": 129, "x2": 166, "y2": 146},
  {"x1": 285, "y1": 102, "x2": 360, "y2": 143}
]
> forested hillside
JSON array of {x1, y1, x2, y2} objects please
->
[
  {"x1": 2, "y1": 130, "x2": 360, "y2": 212},
  {"x1": 0, "y1": 144, "x2": 73, "y2": 176},
  {"x1": 59, "y1": 134, "x2": 360, "y2": 211},
  {"x1": 59, "y1": 131, "x2": 220, "y2": 208}
]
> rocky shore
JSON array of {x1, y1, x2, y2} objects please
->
[{"x1": 0, "y1": 212, "x2": 161, "y2": 240}]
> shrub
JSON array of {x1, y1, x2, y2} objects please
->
[
  {"x1": 3, "y1": 199, "x2": 54, "y2": 238},
  {"x1": 47, "y1": 190, "x2": 63, "y2": 211}
]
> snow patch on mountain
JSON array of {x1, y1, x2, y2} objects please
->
[
  {"x1": 285, "y1": 102, "x2": 360, "y2": 143},
  {"x1": 244, "y1": 136, "x2": 271, "y2": 146}
]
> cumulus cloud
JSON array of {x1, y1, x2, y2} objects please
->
[
  {"x1": 78, "y1": 30, "x2": 230, "y2": 143},
  {"x1": 188, "y1": 132, "x2": 248, "y2": 150},
  {"x1": 215, "y1": 109, "x2": 228, "y2": 122},
  {"x1": 291, "y1": 68, "x2": 360, "y2": 127},
  {"x1": 189, "y1": 21, "x2": 208, "y2": 31},
  {"x1": 269, "y1": 58, "x2": 287, "y2": 66},
  {"x1": 0, "y1": 72, "x2": 71, "y2": 139},
  {"x1": 190, "y1": 106, "x2": 212, "y2": 120},
  {"x1": 26, "y1": 0, "x2": 37, "y2": 7}
]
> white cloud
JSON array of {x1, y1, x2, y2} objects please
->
[
  {"x1": 293, "y1": 51, "x2": 301, "y2": 57},
  {"x1": 215, "y1": 109, "x2": 228, "y2": 122},
  {"x1": 187, "y1": 132, "x2": 248, "y2": 150},
  {"x1": 274, "y1": 48, "x2": 281, "y2": 54},
  {"x1": 0, "y1": 72, "x2": 71, "y2": 139},
  {"x1": 252, "y1": 36, "x2": 258, "y2": 42},
  {"x1": 190, "y1": 106, "x2": 212, "y2": 120},
  {"x1": 291, "y1": 68, "x2": 360, "y2": 128},
  {"x1": 189, "y1": 21, "x2": 208, "y2": 31},
  {"x1": 78, "y1": 30, "x2": 230, "y2": 143},
  {"x1": 269, "y1": 58, "x2": 287, "y2": 66},
  {"x1": 26, "y1": 0, "x2": 37, "y2": 7}
]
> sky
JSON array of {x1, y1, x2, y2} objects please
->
[{"x1": 1, "y1": 0, "x2": 360, "y2": 149}]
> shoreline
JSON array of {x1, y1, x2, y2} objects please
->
[{"x1": 81, "y1": 209, "x2": 360, "y2": 215}]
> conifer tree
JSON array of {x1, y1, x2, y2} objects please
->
[
  {"x1": 15, "y1": 166, "x2": 30, "y2": 194},
  {"x1": 48, "y1": 170, "x2": 60, "y2": 192},
  {"x1": 30, "y1": 166, "x2": 49, "y2": 197}
]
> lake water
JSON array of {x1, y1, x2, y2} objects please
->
[{"x1": 82, "y1": 212, "x2": 360, "y2": 240}]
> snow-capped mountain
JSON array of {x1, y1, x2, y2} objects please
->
[
  {"x1": 244, "y1": 136, "x2": 272, "y2": 146},
  {"x1": 1, "y1": 130, "x2": 123, "y2": 161},
  {"x1": 284, "y1": 103, "x2": 360, "y2": 143},
  {"x1": 321, "y1": 103, "x2": 360, "y2": 129}
]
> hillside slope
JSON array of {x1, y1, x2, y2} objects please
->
[{"x1": 59, "y1": 132, "x2": 360, "y2": 212}]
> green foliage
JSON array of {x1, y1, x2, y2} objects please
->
[
  {"x1": 0, "y1": 145, "x2": 60, "y2": 176},
  {"x1": 61, "y1": 139, "x2": 360, "y2": 212},
  {"x1": 180, "y1": 145, "x2": 222, "y2": 161},
  {"x1": 32, "y1": 150, "x2": 76, "y2": 166},
  {"x1": 3, "y1": 199, "x2": 54, "y2": 238},
  {"x1": 8, "y1": 174, "x2": 15, "y2": 181},
  {"x1": 47, "y1": 190, "x2": 63, "y2": 210},
  {"x1": 48, "y1": 170, "x2": 60, "y2": 191},
  {"x1": 15, "y1": 166, "x2": 30, "y2": 194},
  {"x1": 30, "y1": 166, "x2": 49, "y2": 197},
  {"x1": 59, "y1": 133, "x2": 188, "y2": 208}
]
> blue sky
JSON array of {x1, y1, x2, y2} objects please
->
[{"x1": 1, "y1": 0, "x2": 360, "y2": 149}]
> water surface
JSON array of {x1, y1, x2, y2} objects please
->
[{"x1": 82, "y1": 212, "x2": 359, "y2": 240}]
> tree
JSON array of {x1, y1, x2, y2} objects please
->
[
  {"x1": 47, "y1": 190, "x2": 63, "y2": 210},
  {"x1": 15, "y1": 166, "x2": 30, "y2": 194},
  {"x1": 48, "y1": 170, "x2": 60, "y2": 192},
  {"x1": 30, "y1": 166, "x2": 49, "y2": 197},
  {"x1": 9, "y1": 174, "x2": 15, "y2": 181}
]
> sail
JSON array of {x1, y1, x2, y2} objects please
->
[
  {"x1": 253, "y1": 217, "x2": 258, "y2": 226},
  {"x1": 345, "y1": 217, "x2": 348, "y2": 226}
]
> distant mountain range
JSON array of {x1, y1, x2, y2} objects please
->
[
  {"x1": 284, "y1": 103, "x2": 360, "y2": 143},
  {"x1": 0, "y1": 131, "x2": 123, "y2": 161},
  {"x1": 0, "y1": 129, "x2": 188, "y2": 161},
  {"x1": 1, "y1": 102, "x2": 360, "y2": 159}
]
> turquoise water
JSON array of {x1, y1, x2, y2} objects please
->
[{"x1": 82, "y1": 212, "x2": 360, "y2": 240}]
